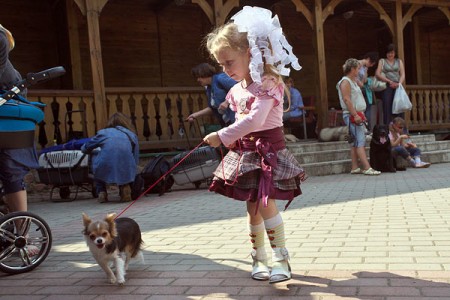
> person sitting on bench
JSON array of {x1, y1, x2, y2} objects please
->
[{"x1": 283, "y1": 77, "x2": 304, "y2": 122}]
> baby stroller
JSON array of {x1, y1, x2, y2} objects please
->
[
  {"x1": 0, "y1": 66, "x2": 65, "y2": 273},
  {"x1": 37, "y1": 148, "x2": 96, "y2": 201}
]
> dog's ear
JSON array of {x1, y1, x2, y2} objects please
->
[
  {"x1": 105, "y1": 213, "x2": 117, "y2": 238},
  {"x1": 82, "y1": 213, "x2": 91, "y2": 227},
  {"x1": 82, "y1": 213, "x2": 91, "y2": 235}
]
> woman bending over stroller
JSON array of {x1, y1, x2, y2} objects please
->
[{"x1": 82, "y1": 113, "x2": 139, "y2": 203}]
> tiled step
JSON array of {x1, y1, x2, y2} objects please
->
[
  {"x1": 288, "y1": 135, "x2": 450, "y2": 176},
  {"x1": 287, "y1": 134, "x2": 436, "y2": 154}
]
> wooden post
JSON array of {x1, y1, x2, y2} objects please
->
[
  {"x1": 66, "y1": 0, "x2": 83, "y2": 89},
  {"x1": 413, "y1": 16, "x2": 423, "y2": 84},
  {"x1": 85, "y1": 0, "x2": 108, "y2": 130},
  {"x1": 314, "y1": 0, "x2": 328, "y2": 130},
  {"x1": 395, "y1": 0, "x2": 405, "y2": 62}
]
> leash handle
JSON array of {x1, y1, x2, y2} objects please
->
[{"x1": 115, "y1": 140, "x2": 206, "y2": 219}]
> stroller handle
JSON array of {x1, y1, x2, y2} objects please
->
[{"x1": 26, "y1": 66, "x2": 66, "y2": 85}]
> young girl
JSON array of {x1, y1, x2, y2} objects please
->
[
  {"x1": 389, "y1": 117, "x2": 430, "y2": 168},
  {"x1": 202, "y1": 6, "x2": 305, "y2": 283}
]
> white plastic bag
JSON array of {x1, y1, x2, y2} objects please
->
[{"x1": 392, "y1": 84, "x2": 412, "y2": 114}]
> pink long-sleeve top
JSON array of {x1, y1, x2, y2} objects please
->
[{"x1": 217, "y1": 75, "x2": 284, "y2": 147}]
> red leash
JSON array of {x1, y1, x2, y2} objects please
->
[{"x1": 115, "y1": 140, "x2": 205, "y2": 219}]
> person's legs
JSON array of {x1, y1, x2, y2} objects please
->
[
  {"x1": 352, "y1": 122, "x2": 379, "y2": 175},
  {"x1": 381, "y1": 87, "x2": 395, "y2": 125},
  {"x1": 393, "y1": 146, "x2": 415, "y2": 167},
  {"x1": 251, "y1": 199, "x2": 291, "y2": 283},
  {"x1": 119, "y1": 183, "x2": 132, "y2": 202},
  {"x1": 95, "y1": 179, "x2": 108, "y2": 203},
  {"x1": 344, "y1": 114, "x2": 362, "y2": 173},
  {"x1": 407, "y1": 147, "x2": 430, "y2": 167},
  {"x1": 350, "y1": 147, "x2": 360, "y2": 171},
  {"x1": 4, "y1": 190, "x2": 27, "y2": 212},
  {"x1": 247, "y1": 201, "x2": 269, "y2": 280},
  {"x1": 0, "y1": 151, "x2": 28, "y2": 212}
]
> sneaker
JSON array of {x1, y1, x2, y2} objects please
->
[
  {"x1": 120, "y1": 185, "x2": 132, "y2": 202},
  {"x1": 98, "y1": 191, "x2": 108, "y2": 203}
]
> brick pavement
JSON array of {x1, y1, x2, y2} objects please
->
[{"x1": 1, "y1": 163, "x2": 450, "y2": 299}]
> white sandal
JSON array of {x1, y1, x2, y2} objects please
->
[
  {"x1": 363, "y1": 168, "x2": 381, "y2": 175},
  {"x1": 251, "y1": 250, "x2": 270, "y2": 281},
  {"x1": 350, "y1": 168, "x2": 362, "y2": 174},
  {"x1": 269, "y1": 248, "x2": 291, "y2": 284}
]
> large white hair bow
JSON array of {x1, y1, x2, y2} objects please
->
[{"x1": 231, "y1": 6, "x2": 301, "y2": 84}]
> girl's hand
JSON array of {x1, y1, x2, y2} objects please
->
[
  {"x1": 204, "y1": 132, "x2": 222, "y2": 147},
  {"x1": 400, "y1": 134, "x2": 409, "y2": 139}
]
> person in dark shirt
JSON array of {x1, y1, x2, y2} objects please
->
[{"x1": 186, "y1": 63, "x2": 236, "y2": 127}]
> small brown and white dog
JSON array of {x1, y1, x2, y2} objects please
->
[{"x1": 82, "y1": 212, "x2": 144, "y2": 285}]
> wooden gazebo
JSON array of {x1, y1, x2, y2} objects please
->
[{"x1": 2, "y1": 0, "x2": 449, "y2": 150}]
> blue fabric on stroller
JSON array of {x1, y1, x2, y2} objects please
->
[{"x1": 39, "y1": 138, "x2": 92, "y2": 154}]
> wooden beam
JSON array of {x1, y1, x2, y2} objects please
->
[
  {"x1": 73, "y1": 0, "x2": 86, "y2": 15},
  {"x1": 85, "y1": 0, "x2": 108, "y2": 130},
  {"x1": 402, "y1": 4, "x2": 422, "y2": 29},
  {"x1": 290, "y1": 0, "x2": 313, "y2": 28},
  {"x1": 192, "y1": 0, "x2": 214, "y2": 24},
  {"x1": 66, "y1": 0, "x2": 83, "y2": 89},
  {"x1": 192, "y1": 0, "x2": 239, "y2": 26},
  {"x1": 322, "y1": 0, "x2": 344, "y2": 23},
  {"x1": 314, "y1": 0, "x2": 328, "y2": 130},
  {"x1": 219, "y1": 0, "x2": 239, "y2": 26},
  {"x1": 385, "y1": 0, "x2": 450, "y2": 7},
  {"x1": 367, "y1": 0, "x2": 395, "y2": 35},
  {"x1": 438, "y1": 7, "x2": 450, "y2": 24}
]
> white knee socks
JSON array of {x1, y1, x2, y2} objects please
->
[{"x1": 248, "y1": 222, "x2": 267, "y2": 261}]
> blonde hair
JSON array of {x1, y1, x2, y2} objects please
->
[
  {"x1": 0, "y1": 24, "x2": 15, "y2": 51},
  {"x1": 389, "y1": 117, "x2": 406, "y2": 140},
  {"x1": 205, "y1": 22, "x2": 283, "y2": 82},
  {"x1": 342, "y1": 58, "x2": 360, "y2": 75}
]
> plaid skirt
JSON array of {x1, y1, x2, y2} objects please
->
[{"x1": 209, "y1": 147, "x2": 306, "y2": 206}]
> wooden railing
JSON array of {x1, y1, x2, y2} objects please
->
[
  {"x1": 405, "y1": 85, "x2": 450, "y2": 131},
  {"x1": 27, "y1": 85, "x2": 450, "y2": 150},
  {"x1": 28, "y1": 87, "x2": 217, "y2": 151}
]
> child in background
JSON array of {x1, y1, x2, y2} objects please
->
[
  {"x1": 389, "y1": 117, "x2": 430, "y2": 168},
  {"x1": 202, "y1": 6, "x2": 305, "y2": 283}
]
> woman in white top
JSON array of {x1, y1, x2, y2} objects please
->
[{"x1": 337, "y1": 58, "x2": 380, "y2": 175}]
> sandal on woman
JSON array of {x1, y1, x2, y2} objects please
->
[
  {"x1": 269, "y1": 248, "x2": 291, "y2": 284},
  {"x1": 363, "y1": 168, "x2": 381, "y2": 175},
  {"x1": 350, "y1": 168, "x2": 362, "y2": 174},
  {"x1": 251, "y1": 250, "x2": 270, "y2": 281}
]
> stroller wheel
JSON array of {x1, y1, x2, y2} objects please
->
[{"x1": 0, "y1": 211, "x2": 52, "y2": 274}]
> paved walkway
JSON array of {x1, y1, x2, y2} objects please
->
[{"x1": 1, "y1": 163, "x2": 450, "y2": 299}]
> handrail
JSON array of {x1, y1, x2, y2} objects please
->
[{"x1": 25, "y1": 85, "x2": 450, "y2": 149}]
